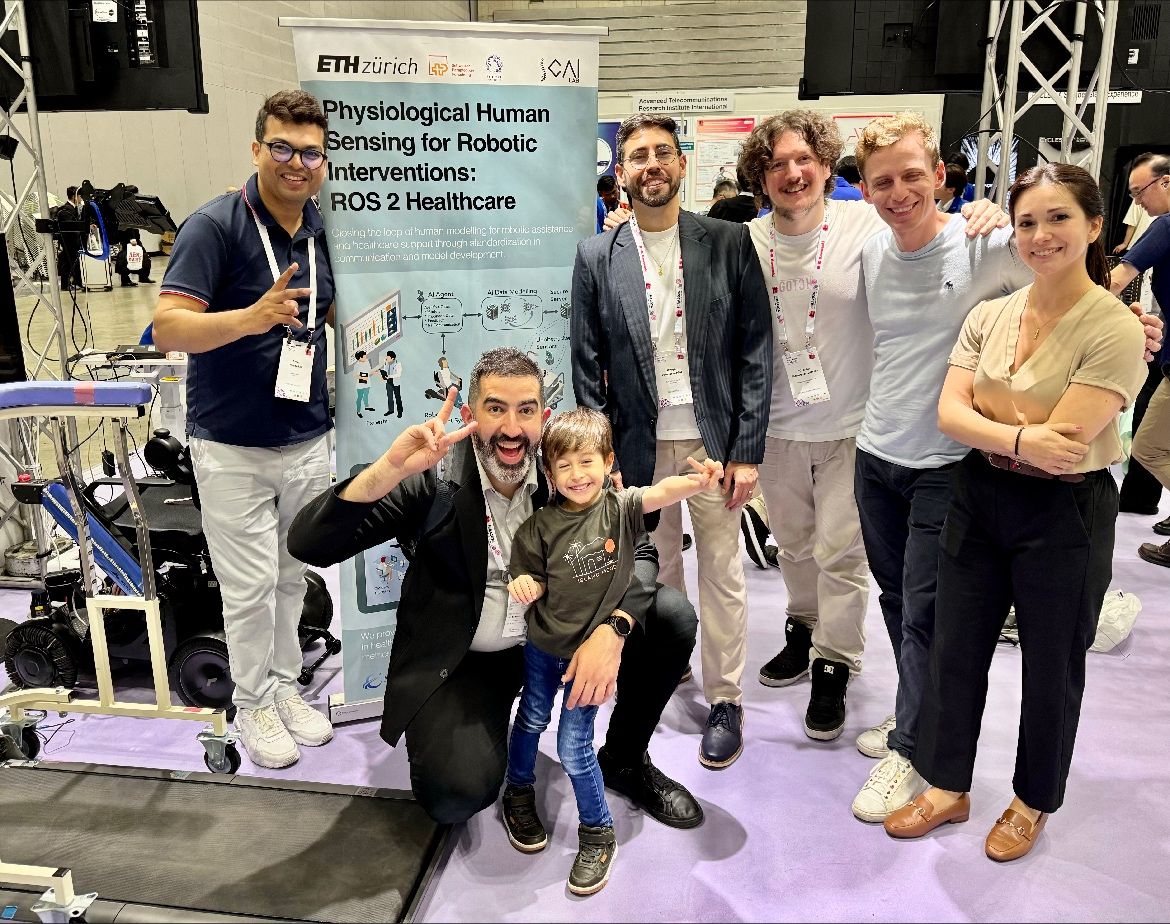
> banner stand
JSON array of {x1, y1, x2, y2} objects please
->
[{"x1": 281, "y1": 17, "x2": 603, "y2": 724}]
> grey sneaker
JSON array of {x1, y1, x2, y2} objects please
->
[{"x1": 568, "y1": 824, "x2": 617, "y2": 895}]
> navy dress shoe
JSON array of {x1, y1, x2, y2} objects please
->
[
  {"x1": 598, "y1": 748, "x2": 703, "y2": 829},
  {"x1": 1154, "y1": 515, "x2": 1170, "y2": 536},
  {"x1": 699, "y1": 702, "x2": 744, "y2": 769}
]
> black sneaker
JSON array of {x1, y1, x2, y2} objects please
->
[
  {"x1": 502, "y1": 784, "x2": 547, "y2": 852},
  {"x1": 699, "y1": 702, "x2": 744, "y2": 769},
  {"x1": 740, "y1": 502, "x2": 770, "y2": 569},
  {"x1": 759, "y1": 617, "x2": 812, "y2": 687},
  {"x1": 805, "y1": 657, "x2": 849, "y2": 740},
  {"x1": 598, "y1": 748, "x2": 704, "y2": 829},
  {"x1": 568, "y1": 824, "x2": 617, "y2": 895}
]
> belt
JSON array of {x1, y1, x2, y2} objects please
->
[{"x1": 984, "y1": 452, "x2": 1085, "y2": 483}]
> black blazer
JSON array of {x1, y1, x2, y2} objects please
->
[
  {"x1": 571, "y1": 210, "x2": 773, "y2": 487},
  {"x1": 287, "y1": 442, "x2": 659, "y2": 746}
]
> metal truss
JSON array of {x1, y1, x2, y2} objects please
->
[
  {"x1": 974, "y1": 0, "x2": 1120, "y2": 205},
  {"x1": 0, "y1": 0, "x2": 74, "y2": 588}
]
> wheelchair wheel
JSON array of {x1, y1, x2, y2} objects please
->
[
  {"x1": 3, "y1": 618, "x2": 82, "y2": 690},
  {"x1": 299, "y1": 570, "x2": 333, "y2": 650},
  {"x1": 169, "y1": 633, "x2": 233, "y2": 710}
]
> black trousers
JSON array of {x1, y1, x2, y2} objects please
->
[
  {"x1": 404, "y1": 583, "x2": 697, "y2": 824},
  {"x1": 915, "y1": 451, "x2": 1116, "y2": 813},
  {"x1": 1119, "y1": 362, "x2": 1165, "y2": 511}
]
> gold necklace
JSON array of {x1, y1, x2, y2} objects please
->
[
  {"x1": 1026, "y1": 296, "x2": 1063, "y2": 342},
  {"x1": 649, "y1": 229, "x2": 679, "y2": 277}
]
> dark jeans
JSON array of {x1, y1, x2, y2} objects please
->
[
  {"x1": 1119, "y1": 361, "x2": 1164, "y2": 511},
  {"x1": 403, "y1": 583, "x2": 696, "y2": 824},
  {"x1": 915, "y1": 451, "x2": 1116, "y2": 813},
  {"x1": 507, "y1": 642, "x2": 610, "y2": 828},
  {"x1": 854, "y1": 449, "x2": 954, "y2": 760}
]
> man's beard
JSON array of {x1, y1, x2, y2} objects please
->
[
  {"x1": 628, "y1": 172, "x2": 681, "y2": 209},
  {"x1": 473, "y1": 431, "x2": 535, "y2": 485}
]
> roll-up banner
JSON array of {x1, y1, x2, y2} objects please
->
[{"x1": 281, "y1": 18, "x2": 603, "y2": 720}]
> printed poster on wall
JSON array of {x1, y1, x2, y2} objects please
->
[
  {"x1": 694, "y1": 116, "x2": 755, "y2": 203},
  {"x1": 285, "y1": 18, "x2": 601, "y2": 714}
]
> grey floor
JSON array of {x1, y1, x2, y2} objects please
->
[{"x1": 3, "y1": 276, "x2": 1168, "y2": 921}]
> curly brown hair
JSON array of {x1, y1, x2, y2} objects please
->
[
  {"x1": 737, "y1": 110, "x2": 843, "y2": 203},
  {"x1": 541, "y1": 407, "x2": 613, "y2": 471}
]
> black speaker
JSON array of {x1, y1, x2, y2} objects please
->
[{"x1": 0, "y1": 237, "x2": 29, "y2": 384}]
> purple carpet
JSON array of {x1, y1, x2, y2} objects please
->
[{"x1": 2, "y1": 491, "x2": 1167, "y2": 922}]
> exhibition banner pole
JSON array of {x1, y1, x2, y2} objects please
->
[{"x1": 282, "y1": 17, "x2": 601, "y2": 721}]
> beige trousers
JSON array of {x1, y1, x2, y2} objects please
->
[
  {"x1": 757, "y1": 436, "x2": 869, "y2": 673},
  {"x1": 1133, "y1": 376, "x2": 1170, "y2": 491},
  {"x1": 650, "y1": 438, "x2": 748, "y2": 705}
]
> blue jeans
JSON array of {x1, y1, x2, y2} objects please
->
[
  {"x1": 506, "y1": 642, "x2": 612, "y2": 828},
  {"x1": 854, "y1": 448, "x2": 955, "y2": 761}
]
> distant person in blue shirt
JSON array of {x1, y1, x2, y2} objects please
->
[
  {"x1": 947, "y1": 151, "x2": 977, "y2": 201},
  {"x1": 936, "y1": 165, "x2": 968, "y2": 214},
  {"x1": 596, "y1": 174, "x2": 621, "y2": 233},
  {"x1": 830, "y1": 156, "x2": 864, "y2": 200}
]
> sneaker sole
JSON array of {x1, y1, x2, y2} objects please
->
[
  {"x1": 856, "y1": 740, "x2": 890, "y2": 759},
  {"x1": 852, "y1": 801, "x2": 893, "y2": 823},
  {"x1": 286, "y1": 729, "x2": 334, "y2": 747},
  {"x1": 758, "y1": 666, "x2": 809, "y2": 688},
  {"x1": 804, "y1": 722, "x2": 844, "y2": 741},
  {"x1": 567, "y1": 843, "x2": 617, "y2": 895},
  {"x1": 740, "y1": 513, "x2": 768, "y2": 569},
  {"x1": 505, "y1": 830, "x2": 548, "y2": 853},
  {"x1": 242, "y1": 747, "x2": 299, "y2": 769}
]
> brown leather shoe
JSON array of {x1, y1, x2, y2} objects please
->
[
  {"x1": 985, "y1": 808, "x2": 1046, "y2": 861},
  {"x1": 1138, "y1": 539, "x2": 1170, "y2": 568},
  {"x1": 883, "y1": 792, "x2": 970, "y2": 839}
]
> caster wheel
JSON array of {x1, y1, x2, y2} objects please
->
[
  {"x1": 204, "y1": 743, "x2": 241, "y2": 774},
  {"x1": 298, "y1": 669, "x2": 313, "y2": 685},
  {"x1": 20, "y1": 726, "x2": 41, "y2": 760},
  {"x1": 326, "y1": 638, "x2": 342, "y2": 655}
]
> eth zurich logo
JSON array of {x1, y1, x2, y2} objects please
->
[
  {"x1": 486, "y1": 54, "x2": 503, "y2": 81},
  {"x1": 540, "y1": 57, "x2": 580, "y2": 83}
]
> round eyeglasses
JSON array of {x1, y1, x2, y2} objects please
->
[{"x1": 262, "y1": 140, "x2": 326, "y2": 171}]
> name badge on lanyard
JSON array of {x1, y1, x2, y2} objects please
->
[
  {"x1": 628, "y1": 214, "x2": 694, "y2": 410},
  {"x1": 253, "y1": 211, "x2": 316, "y2": 403},
  {"x1": 769, "y1": 216, "x2": 832, "y2": 407},
  {"x1": 481, "y1": 475, "x2": 529, "y2": 640}
]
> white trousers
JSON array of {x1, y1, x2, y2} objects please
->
[{"x1": 191, "y1": 434, "x2": 331, "y2": 709}]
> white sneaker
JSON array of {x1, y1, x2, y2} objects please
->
[
  {"x1": 851, "y1": 752, "x2": 923, "y2": 823},
  {"x1": 855, "y1": 714, "x2": 896, "y2": 758},
  {"x1": 236, "y1": 704, "x2": 299, "y2": 769},
  {"x1": 275, "y1": 693, "x2": 334, "y2": 747}
]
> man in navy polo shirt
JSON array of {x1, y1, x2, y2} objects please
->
[
  {"x1": 1112, "y1": 152, "x2": 1170, "y2": 564},
  {"x1": 153, "y1": 90, "x2": 336, "y2": 769}
]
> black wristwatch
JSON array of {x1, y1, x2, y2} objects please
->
[{"x1": 603, "y1": 614, "x2": 632, "y2": 638}]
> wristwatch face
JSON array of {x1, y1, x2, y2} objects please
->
[{"x1": 607, "y1": 616, "x2": 631, "y2": 637}]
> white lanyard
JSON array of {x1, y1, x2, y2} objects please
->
[
  {"x1": 476, "y1": 462, "x2": 512, "y2": 577},
  {"x1": 767, "y1": 210, "x2": 830, "y2": 351},
  {"x1": 628, "y1": 214, "x2": 686, "y2": 360},
  {"x1": 251, "y1": 210, "x2": 316, "y2": 342}
]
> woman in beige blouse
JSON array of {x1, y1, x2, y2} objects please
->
[{"x1": 883, "y1": 164, "x2": 1146, "y2": 861}]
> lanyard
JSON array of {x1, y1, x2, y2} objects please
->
[
  {"x1": 476, "y1": 460, "x2": 512, "y2": 577},
  {"x1": 251, "y1": 209, "x2": 316, "y2": 342},
  {"x1": 767, "y1": 210, "x2": 830, "y2": 351},
  {"x1": 628, "y1": 214, "x2": 686, "y2": 360}
]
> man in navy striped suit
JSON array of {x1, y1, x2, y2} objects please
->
[{"x1": 572, "y1": 114, "x2": 773, "y2": 770}]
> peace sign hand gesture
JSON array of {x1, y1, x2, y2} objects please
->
[{"x1": 340, "y1": 387, "x2": 478, "y2": 503}]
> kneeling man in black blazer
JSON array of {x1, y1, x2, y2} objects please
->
[{"x1": 289, "y1": 348, "x2": 702, "y2": 828}]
